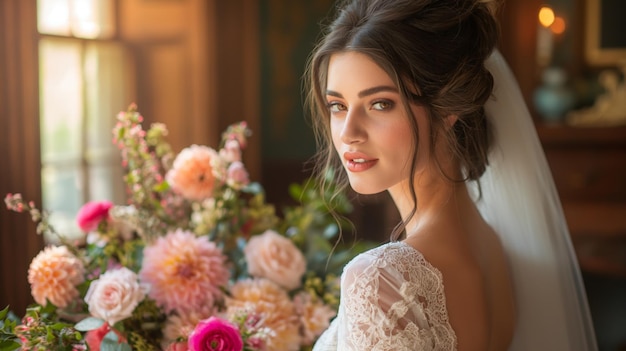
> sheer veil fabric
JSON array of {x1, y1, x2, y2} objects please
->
[{"x1": 475, "y1": 50, "x2": 598, "y2": 350}]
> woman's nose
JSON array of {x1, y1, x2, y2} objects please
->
[{"x1": 340, "y1": 109, "x2": 367, "y2": 145}]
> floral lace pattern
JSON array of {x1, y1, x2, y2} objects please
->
[{"x1": 313, "y1": 242, "x2": 457, "y2": 351}]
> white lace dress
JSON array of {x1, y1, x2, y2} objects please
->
[{"x1": 313, "y1": 241, "x2": 457, "y2": 351}]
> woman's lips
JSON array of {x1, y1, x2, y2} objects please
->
[{"x1": 343, "y1": 152, "x2": 378, "y2": 172}]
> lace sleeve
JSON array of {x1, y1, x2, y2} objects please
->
[{"x1": 337, "y1": 242, "x2": 457, "y2": 351}]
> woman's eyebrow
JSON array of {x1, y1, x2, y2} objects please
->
[
  {"x1": 326, "y1": 85, "x2": 398, "y2": 99},
  {"x1": 357, "y1": 85, "x2": 398, "y2": 98},
  {"x1": 326, "y1": 90, "x2": 343, "y2": 98}
]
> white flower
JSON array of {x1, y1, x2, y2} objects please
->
[
  {"x1": 84, "y1": 267, "x2": 148, "y2": 325},
  {"x1": 219, "y1": 139, "x2": 242, "y2": 163},
  {"x1": 108, "y1": 205, "x2": 139, "y2": 241}
]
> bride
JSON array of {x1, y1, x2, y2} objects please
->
[{"x1": 305, "y1": 0, "x2": 598, "y2": 350}]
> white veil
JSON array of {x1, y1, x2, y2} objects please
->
[{"x1": 473, "y1": 50, "x2": 598, "y2": 350}]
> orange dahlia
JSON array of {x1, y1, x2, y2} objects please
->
[
  {"x1": 28, "y1": 245, "x2": 85, "y2": 309},
  {"x1": 226, "y1": 278, "x2": 301, "y2": 351},
  {"x1": 294, "y1": 292, "x2": 337, "y2": 345},
  {"x1": 162, "y1": 305, "x2": 215, "y2": 345}
]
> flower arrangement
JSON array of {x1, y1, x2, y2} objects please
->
[{"x1": 0, "y1": 104, "x2": 372, "y2": 351}]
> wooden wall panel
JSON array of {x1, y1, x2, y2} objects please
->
[{"x1": 0, "y1": 0, "x2": 44, "y2": 316}]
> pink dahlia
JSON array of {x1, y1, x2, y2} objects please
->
[
  {"x1": 188, "y1": 317, "x2": 243, "y2": 351},
  {"x1": 139, "y1": 230, "x2": 230, "y2": 313},
  {"x1": 166, "y1": 145, "x2": 225, "y2": 201},
  {"x1": 28, "y1": 245, "x2": 85, "y2": 308}
]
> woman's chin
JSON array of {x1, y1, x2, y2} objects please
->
[{"x1": 348, "y1": 181, "x2": 386, "y2": 196}]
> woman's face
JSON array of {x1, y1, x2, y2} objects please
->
[{"x1": 326, "y1": 51, "x2": 431, "y2": 195}]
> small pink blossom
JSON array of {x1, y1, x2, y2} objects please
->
[
  {"x1": 84, "y1": 267, "x2": 148, "y2": 325},
  {"x1": 226, "y1": 162, "x2": 250, "y2": 190},
  {"x1": 244, "y1": 230, "x2": 306, "y2": 290},
  {"x1": 221, "y1": 122, "x2": 249, "y2": 149},
  {"x1": 219, "y1": 139, "x2": 242, "y2": 163},
  {"x1": 76, "y1": 201, "x2": 113, "y2": 232},
  {"x1": 4, "y1": 193, "x2": 24, "y2": 212},
  {"x1": 188, "y1": 317, "x2": 243, "y2": 351}
]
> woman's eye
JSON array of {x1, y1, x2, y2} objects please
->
[
  {"x1": 372, "y1": 100, "x2": 393, "y2": 111},
  {"x1": 327, "y1": 102, "x2": 346, "y2": 113}
]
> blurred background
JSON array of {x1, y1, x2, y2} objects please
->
[{"x1": 1, "y1": 0, "x2": 624, "y2": 349}]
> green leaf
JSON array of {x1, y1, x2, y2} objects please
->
[
  {"x1": 46, "y1": 326, "x2": 54, "y2": 342},
  {"x1": 49, "y1": 322, "x2": 69, "y2": 330},
  {"x1": 103, "y1": 330, "x2": 119, "y2": 343},
  {"x1": 152, "y1": 181, "x2": 169, "y2": 193},
  {"x1": 242, "y1": 182, "x2": 263, "y2": 194},
  {"x1": 74, "y1": 317, "x2": 105, "y2": 331},
  {"x1": 40, "y1": 301, "x2": 56, "y2": 315},
  {"x1": 288, "y1": 183, "x2": 303, "y2": 200},
  {"x1": 0, "y1": 340, "x2": 21, "y2": 351},
  {"x1": 100, "y1": 331, "x2": 131, "y2": 351},
  {"x1": 0, "y1": 307, "x2": 8, "y2": 321}
]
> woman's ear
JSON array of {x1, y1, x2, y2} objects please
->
[{"x1": 445, "y1": 114, "x2": 458, "y2": 130}]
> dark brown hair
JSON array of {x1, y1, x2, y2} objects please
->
[{"x1": 306, "y1": 0, "x2": 501, "y2": 238}]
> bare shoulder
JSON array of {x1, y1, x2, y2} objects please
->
[{"x1": 404, "y1": 228, "x2": 492, "y2": 351}]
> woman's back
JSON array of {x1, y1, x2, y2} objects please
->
[
  {"x1": 403, "y1": 187, "x2": 516, "y2": 351},
  {"x1": 476, "y1": 224, "x2": 516, "y2": 350},
  {"x1": 313, "y1": 204, "x2": 515, "y2": 351}
]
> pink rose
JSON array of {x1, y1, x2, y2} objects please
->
[
  {"x1": 77, "y1": 201, "x2": 113, "y2": 232},
  {"x1": 188, "y1": 317, "x2": 243, "y2": 351},
  {"x1": 84, "y1": 267, "x2": 148, "y2": 325},
  {"x1": 244, "y1": 230, "x2": 306, "y2": 290},
  {"x1": 85, "y1": 323, "x2": 126, "y2": 351},
  {"x1": 226, "y1": 162, "x2": 250, "y2": 189}
]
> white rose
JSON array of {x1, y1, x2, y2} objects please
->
[
  {"x1": 84, "y1": 267, "x2": 148, "y2": 325},
  {"x1": 244, "y1": 230, "x2": 306, "y2": 290}
]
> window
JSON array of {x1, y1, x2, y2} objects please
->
[{"x1": 37, "y1": 0, "x2": 132, "y2": 242}]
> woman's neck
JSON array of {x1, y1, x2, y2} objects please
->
[{"x1": 388, "y1": 170, "x2": 475, "y2": 239}]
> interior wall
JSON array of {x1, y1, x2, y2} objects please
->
[{"x1": 0, "y1": 0, "x2": 44, "y2": 316}]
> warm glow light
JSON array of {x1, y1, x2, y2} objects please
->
[
  {"x1": 538, "y1": 6, "x2": 555, "y2": 28},
  {"x1": 38, "y1": 0, "x2": 71, "y2": 35},
  {"x1": 551, "y1": 16, "x2": 566, "y2": 34},
  {"x1": 72, "y1": 0, "x2": 100, "y2": 38}
]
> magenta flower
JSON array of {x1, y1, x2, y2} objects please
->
[
  {"x1": 188, "y1": 317, "x2": 243, "y2": 351},
  {"x1": 76, "y1": 201, "x2": 113, "y2": 232}
]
